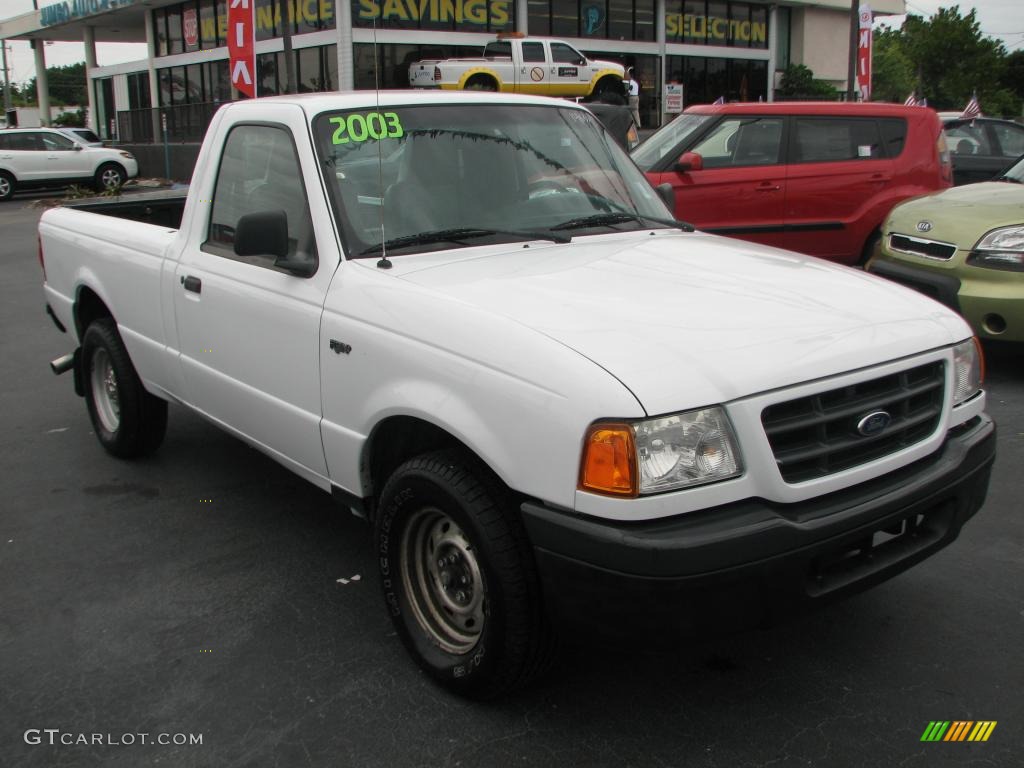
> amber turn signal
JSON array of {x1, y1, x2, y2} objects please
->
[{"x1": 579, "y1": 423, "x2": 638, "y2": 497}]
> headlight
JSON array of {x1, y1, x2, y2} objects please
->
[
  {"x1": 579, "y1": 407, "x2": 742, "y2": 497},
  {"x1": 119, "y1": 151, "x2": 135, "y2": 160},
  {"x1": 967, "y1": 225, "x2": 1024, "y2": 271},
  {"x1": 952, "y1": 338, "x2": 984, "y2": 405}
]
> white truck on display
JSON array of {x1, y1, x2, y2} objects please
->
[
  {"x1": 39, "y1": 91, "x2": 995, "y2": 699},
  {"x1": 408, "y1": 34, "x2": 626, "y2": 98}
]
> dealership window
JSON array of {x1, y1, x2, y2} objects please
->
[
  {"x1": 776, "y1": 7, "x2": 791, "y2": 69},
  {"x1": 126, "y1": 73, "x2": 151, "y2": 110},
  {"x1": 154, "y1": 10, "x2": 168, "y2": 56},
  {"x1": 167, "y1": 5, "x2": 184, "y2": 55},
  {"x1": 353, "y1": 43, "x2": 486, "y2": 90},
  {"x1": 199, "y1": 0, "x2": 219, "y2": 48},
  {"x1": 667, "y1": 55, "x2": 767, "y2": 104}
]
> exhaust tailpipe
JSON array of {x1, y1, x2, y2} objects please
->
[{"x1": 50, "y1": 353, "x2": 75, "y2": 375}]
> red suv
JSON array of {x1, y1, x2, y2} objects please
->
[{"x1": 633, "y1": 102, "x2": 952, "y2": 265}]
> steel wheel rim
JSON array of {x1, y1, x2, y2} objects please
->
[
  {"x1": 90, "y1": 347, "x2": 120, "y2": 432},
  {"x1": 400, "y1": 506, "x2": 486, "y2": 654},
  {"x1": 101, "y1": 168, "x2": 121, "y2": 188}
]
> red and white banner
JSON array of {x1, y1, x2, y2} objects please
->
[
  {"x1": 856, "y1": 4, "x2": 872, "y2": 101},
  {"x1": 228, "y1": 0, "x2": 256, "y2": 98}
]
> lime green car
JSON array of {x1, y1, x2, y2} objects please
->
[{"x1": 867, "y1": 154, "x2": 1024, "y2": 342}]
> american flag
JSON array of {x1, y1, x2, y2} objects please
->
[
  {"x1": 904, "y1": 92, "x2": 917, "y2": 106},
  {"x1": 960, "y1": 94, "x2": 982, "y2": 119},
  {"x1": 712, "y1": 96, "x2": 725, "y2": 105}
]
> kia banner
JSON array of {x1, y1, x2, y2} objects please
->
[
  {"x1": 228, "y1": 0, "x2": 256, "y2": 98},
  {"x1": 857, "y1": 4, "x2": 872, "y2": 101}
]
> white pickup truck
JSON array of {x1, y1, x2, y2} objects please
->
[
  {"x1": 40, "y1": 91, "x2": 995, "y2": 699},
  {"x1": 408, "y1": 36, "x2": 625, "y2": 99}
]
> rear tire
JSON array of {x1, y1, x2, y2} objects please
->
[
  {"x1": 464, "y1": 75, "x2": 498, "y2": 92},
  {"x1": 94, "y1": 162, "x2": 125, "y2": 192},
  {"x1": 0, "y1": 171, "x2": 15, "y2": 201},
  {"x1": 82, "y1": 318, "x2": 167, "y2": 458},
  {"x1": 375, "y1": 449, "x2": 553, "y2": 699}
]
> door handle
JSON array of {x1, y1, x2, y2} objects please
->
[
  {"x1": 870, "y1": 173, "x2": 891, "y2": 181},
  {"x1": 181, "y1": 275, "x2": 202, "y2": 294},
  {"x1": 756, "y1": 184, "x2": 781, "y2": 191}
]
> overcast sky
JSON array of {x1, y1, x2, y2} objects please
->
[{"x1": 1, "y1": 0, "x2": 1022, "y2": 86}]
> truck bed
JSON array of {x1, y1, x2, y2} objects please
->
[{"x1": 66, "y1": 187, "x2": 188, "y2": 230}]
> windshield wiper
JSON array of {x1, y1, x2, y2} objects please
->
[
  {"x1": 551, "y1": 212, "x2": 695, "y2": 233},
  {"x1": 359, "y1": 227, "x2": 569, "y2": 256}
]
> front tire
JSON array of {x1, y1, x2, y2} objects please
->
[
  {"x1": 0, "y1": 171, "x2": 15, "y2": 201},
  {"x1": 82, "y1": 318, "x2": 167, "y2": 458},
  {"x1": 375, "y1": 450, "x2": 552, "y2": 699},
  {"x1": 94, "y1": 162, "x2": 126, "y2": 192}
]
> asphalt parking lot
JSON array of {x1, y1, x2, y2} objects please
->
[{"x1": 1, "y1": 194, "x2": 1021, "y2": 768}]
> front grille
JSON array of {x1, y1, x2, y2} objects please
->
[
  {"x1": 889, "y1": 233, "x2": 957, "y2": 260},
  {"x1": 762, "y1": 362, "x2": 945, "y2": 483}
]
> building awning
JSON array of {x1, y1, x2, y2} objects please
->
[{"x1": 0, "y1": 0, "x2": 191, "y2": 43}]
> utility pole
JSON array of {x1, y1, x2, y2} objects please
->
[
  {"x1": 846, "y1": 0, "x2": 858, "y2": 101},
  {"x1": 277, "y1": 0, "x2": 296, "y2": 94},
  {"x1": 2, "y1": 41, "x2": 13, "y2": 122}
]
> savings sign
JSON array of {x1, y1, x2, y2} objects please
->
[{"x1": 228, "y1": 0, "x2": 256, "y2": 98}]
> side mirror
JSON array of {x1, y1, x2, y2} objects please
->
[
  {"x1": 235, "y1": 210, "x2": 288, "y2": 258},
  {"x1": 675, "y1": 151, "x2": 703, "y2": 172},
  {"x1": 73, "y1": 144, "x2": 83, "y2": 151},
  {"x1": 234, "y1": 209, "x2": 316, "y2": 276},
  {"x1": 655, "y1": 182, "x2": 675, "y2": 211}
]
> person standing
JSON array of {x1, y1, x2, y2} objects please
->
[{"x1": 625, "y1": 68, "x2": 641, "y2": 128}]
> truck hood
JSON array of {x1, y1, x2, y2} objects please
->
[
  {"x1": 390, "y1": 232, "x2": 969, "y2": 414},
  {"x1": 887, "y1": 181, "x2": 1024, "y2": 245}
]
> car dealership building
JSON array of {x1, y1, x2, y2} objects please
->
[{"x1": 1, "y1": 0, "x2": 904, "y2": 144}]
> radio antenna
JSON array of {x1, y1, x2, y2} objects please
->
[{"x1": 371, "y1": 14, "x2": 392, "y2": 269}]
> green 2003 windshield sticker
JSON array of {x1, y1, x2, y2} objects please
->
[{"x1": 329, "y1": 112, "x2": 404, "y2": 144}]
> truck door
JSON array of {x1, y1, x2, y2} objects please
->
[
  {"x1": 517, "y1": 41, "x2": 549, "y2": 95},
  {"x1": 172, "y1": 109, "x2": 339, "y2": 483},
  {"x1": 547, "y1": 42, "x2": 590, "y2": 97},
  {"x1": 783, "y1": 116, "x2": 894, "y2": 261},
  {"x1": 654, "y1": 116, "x2": 787, "y2": 248}
]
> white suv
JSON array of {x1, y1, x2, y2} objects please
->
[{"x1": 0, "y1": 127, "x2": 138, "y2": 201}]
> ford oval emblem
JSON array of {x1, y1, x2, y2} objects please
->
[
  {"x1": 916, "y1": 220, "x2": 933, "y2": 233},
  {"x1": 857, "y1": 411, "x2": 892, "y2": 437}
]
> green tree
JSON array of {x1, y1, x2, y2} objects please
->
[
  {"x1": 871, "y1": 26, "x2": 915, "y2": 104},
  {"x1": 19, "y1": 61, "x2": 88, "y2": 107},
  {"x1": 777, "y1": 64, "x2": 839, "y2": 100},
  {"x1": 876, "y1": 5, "x2": 1019, "y2": 115}
]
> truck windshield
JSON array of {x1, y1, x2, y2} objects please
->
[{"x1": 312, "y1": 103, "x2": 674, "y2": 258}]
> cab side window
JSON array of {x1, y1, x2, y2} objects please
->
[
  {"x1": 551, "y1": 43, "x2": 584, "y2": 65},
  {"x1": 793, "y1": 118, "x2": 883, "y2": 163},
  {"x1": 41, "y1": 132, "x2": 75, "y2": 151},
  {"x1": 8, "y1": 133, "x2": 44, "y2": 150},
  {"x1": 205, "y1": 124, "x2": 317, "y2": 274},
  {"x1": 945, "y1": 122, "x2": 992, "y2": 157},
  {"x1": 992, "y1": 122, "x2": 1024, "y2": 158},
  {"x1": 521, "y1": 42, "x2": 545, "y2": 63},
  {"x1": 691, "y1": 117, "x2": 784, "y2": 167}
]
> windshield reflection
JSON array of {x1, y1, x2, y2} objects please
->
[{"x1": 313, "y1": 104, "x2": 672, "y2": 257}]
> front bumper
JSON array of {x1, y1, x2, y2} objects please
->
[
  {"x1": 521, "y1": 415, "x2": 995, "y2": 640},
  {"x1": 869, "y1": 255, "x2": 1024, "y2": 343}
]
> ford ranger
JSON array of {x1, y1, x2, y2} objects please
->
[{"x1": 40, "y1": 92, "x2": 995, "y2": 699}]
